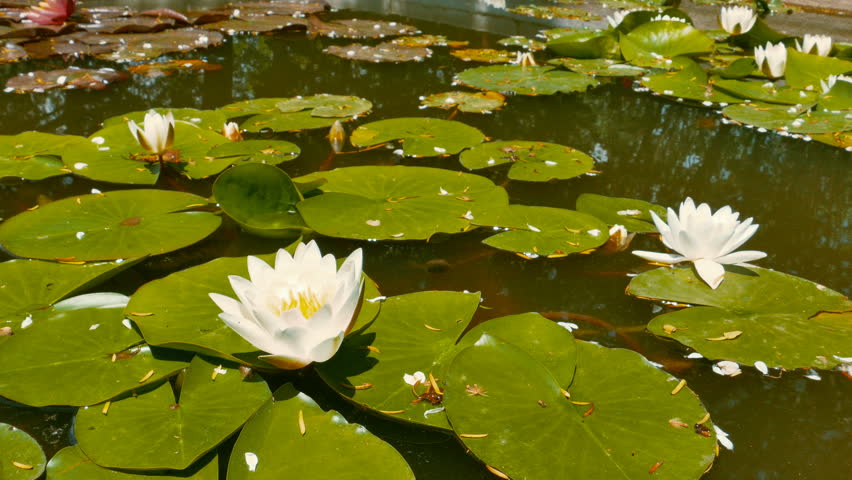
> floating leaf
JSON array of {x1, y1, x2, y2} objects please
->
[
  {"x1": 722, "y1": 102, "x2": 850, "y2": 134},
  {"x1": 102, "y1": 108, "x2": 228, "y2": 132},
  {"x1": 621, "y1": 21, "x2": 714, "y2": 66},
  {"x1": 325, "y1": 42, "x2": 431, "y2": 63},
  {"x1": 316, "y1": 291, "x2": 481, "y2": 430},
  {"x1": 228, "y1": 385, "x2": 415, "y2": 479},
  {"x1": 391, "y1": 34, "x2": 468, "y2": 48},
  {"x1": 205, "y1": 139, "x2": 300, "y2": 170},
  {"x1": 475, "y1": 205, "x2": 609, "y2": 257},
  {"x1": 295, "y1": 165, "x2": 508, "y2": 240},
  {"x1": 219, "y1": 95, "x2": 372, "y2": 132},
  {"x1": 455, "y1": 65, "x2": 598, "y2": 96},
  {"x1": 5, "y1": 67, "x2": 129, "y2": 93},
  {"x1": 546, "y1": 30, "x2": 619, "y2": 59},
  {"x1": 0, "y1": 132, "x2": 89, "y2": 180},
  {"x1": 444, "y1": 339, "x2": 714, "y2": 479},
  {"x1": 23, "y1": 29, "x2": 223, "y2": 62},
  {"x1": 785, "y1": 50, "x2": 852, "y2": 90},
  {"x1": 548, "y1": 57, "x2": 647, "y2": 76},
  {"x1": 713, "y1": 78, "x2": 819, "y2": 105},
  {"x1": 575, "y1": 193, "x2": 666, "y2": 233},
  {"x1": 0, "y1": 424, "x2": 45, "y2": 480},
  {"x1": 0, "y1": 293, "x2": 188, "y2": 407},
  {"x1": 127, "y1": 59, "x2": 223, "y2": 77},
  {"x1": 420, "y1": 91, "x2": 506, "y2": 113},
  {"x1": 76, "y1": 356, "x2": 271, "y2": 470},
  {"x1": 308, "y1": 18, "x2": 419, "y2": 39},
  {"x1": 459, "y1": 140, "x2": 595, "y2": 181},
  {"x1": 508, "y1": 5, "x2": 599, "y2": 21},
  {"x1": 350, "y1": 117, "x2": 484, "y2": 157},
  {"x1": 498, "y1": 36, "x2": 546, "y2": 51},
  {"x1": 449, "y1": 48, "x2": 515, "y2": 63},
  {"x1": 47, "y1": 446, "x2": 218, "y2": 480},
  {"x1": 628, "y1": 266, "x2": 852, "y2": 369},
  {"x1": 0, "y1": 190, "x2": 220, "y2": 261}
]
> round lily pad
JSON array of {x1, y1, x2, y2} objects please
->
[
  {"x1": 391, "y1": 34, "x2": 468, "y2": 48},
  {"x1": 0, "y1": 293, "x2": 188, "y2": 407},
  {"x1": 713, "y1": 78, "x2": 819, "y2": 105},
  {"x1": 204, "y1": 139, "x2": 301, "y2": 174},
  {"x1": 219, "y1": 95, "x2": 372, "y2": 133},
  {"x1": 620, "y1": 20, "x2": 714, "y2": 66},
  {"x1": 0, "y1": 132, "x2": 89, "y2": 180},
  {"x1": 628, "y1": 266, "x2": 852, "y2": 369},
  {"x1": 0, "y1": 190, "x2": 220, "y2": 261},
  {"x1": 640, "y1": 60, "x2": 742, "y2": 105},
  {"x1": 548, "y1": 57, "x2": 647, "y2": 77},
  {"x1": 102, "y1": 108, "x2": 228, "y2": 132},
  {"x1": 325, "y1": 43, "x2": 431, "y2": 63},
  {"x1": 459, "y1": 140, "x2": 595, "y2": 181},
  {"x1": 316, "y1": 291, "x2": 481, "y2": 430},
  {"x1": 228, "y1": 384, "x2": 415, "y2": 479},
  {"x1": 449, "y1": 48, "x2": 515, "y2": 63},
  {"x1": 295, "y1": 165, "x2": 508, "y2": 241},
  {"x1": 127, "y1": 59, "x2": 223, "y2": 77},
  {"x1": 455, "y1": 65, "x2": 599, "y2": 96},
  {"x1": 0, "y1": 424, "x2": 45, "y2": 480},
  {"x1": 475, "y1": 205, "x2": 609, "y2": 258},
  {"x1": 76, "y1": 355, "x2": 271, "y2": 471},
  {"x1": 508, "y1": 5, "x2": 598, "y2": 21},
  {"x1": 443, "y1": 338, "x2": 715, "y2": 480},
  {"x1": 420, "y1": 91, "x2": 506, "y2": 113},
  {"x1": 47, "y1": 446, "x2": 218, "y2": 480},
  {"x1": 722, "y1": 102, "x2": 850, "y2": 134},
  {"x1": 349, "y1": 118, "x2": 485, "y2": 157},
  {"x1": 575, "y1": 193, "x2": 667, "y2": 233}
]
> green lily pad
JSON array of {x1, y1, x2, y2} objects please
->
[
  {"x1": 204, "y1": 139, "x2": 301, "y2": 173},
  {"x1": 240, "y1": 111, "x2": 343, "y2": 132},
  {"x1": 420, "y1": 91, "x2": 506, "y2": 113},
  {"x1": 227, "y1": 385, "x2": 415, "y2": 479},
  {"x1": 295, "y1": 166, "x2": 508, "y2": 241},
  {"x1": 785, "y1": 49, "x2": 852, "y2": 90},
  {"x1": 102, "y1": 108, "x2": 228, "y2": 133},
  {"x1": 444, "y1": 338, "x2": 715, "y2": 480},
  {"x1": 213, "y1": 163, "x2": 307, "y2": 236},
  {"x1": 628, "y1": 266, "x2": 852, "y2": 369},
  {"x1": 455, "y1": 65, "x2": 599, "y2": 96},
  {"x1": 713, "y1": 78, "x2": 819, "y2": 105},
  {"x1": 475, "y1": 205, "x2": 609, "y2": 257},
  {"x1": 0, "y1": 258, "x2": 140, "y2": 317},
  {"x1": 548, "y1": 57, "x2": 647, "y2": 76},
  {"x1": 449, "y1": 48, "x2": 515, "y2": 63},
  {"x1": 316, "y1": 291, "x2": 481, "y2": 430},
  {"x1": 76, "y1": 356, "x2": 271, "y2": 470},
  {"x1": 0, "y1": 132, "x2": 88, "y2": 181},
  {"x1": 640, "y1": 60, "x2": 743, "y2": 105},
  {"x1": 390, "y1": 35, "x2": 469, "y2": 48},
  {"x1": 575, "y1": 193, "x2": 666, "y2": 233},
  {"x1": 325, "y1": 43, "x2": 431, "y2": 63},
  {"x1": 498, "y1": 36, "x2": 546, "y2": 51},
  {"x1": 546, "y1": 30, "x2": 620, "y2": 59},
  {"x1": 0, "y1": 424, "x2": 45, "y2": 480},
  {"x1": 621, "y1": 21, "x2": 714, "y2": 66},
  {"x1": 126, "y1": 250, "x2": 381, "y2": 368},
  {"x1": 722, "y1": 102, "x2": 850, "y2": 134},
  {"x1": 0, "y1": 190, "x2": 220, "y2": 261},
  {"x1": 818, "y1": 78, "x2": 852, "y2": 111},
  {"x1": 47, "y1": 446, "x2": 218, "y2": 480},
  {"x1": 0, "y1": 293, "x2": 188, "y2": 407},
  {"x1": 459, "y1": 140, "x2": 595, "y2": 181},
  {"x1": 350, "y1": 118, "x2": 484, "y2": 157},
  {"x1": 218, "y1": 95, "x2": 371, "y2": 133}
]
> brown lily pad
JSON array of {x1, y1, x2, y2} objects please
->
[
  {"x1": 77, "y1": 16, "x2": 177, "y2": 35},
  {"x1": 420, "y1": 91, "x2": 506, "y2": 113},
  {"x1": 77, "y1": 6, "x2": 134, "y2": 22},
  {"x1": 128, "y1": 59, "x2": 222, "y2": 77},
  {"x1": 308, "y1": 17, "x2": 419, "y2": 39},
  {"x1": 0, "y1": 21, "x2": 76, "y2": 39},
  {"x1": 450, "y1": 48, "x2": 515, "y2": 63},
  {"x1": 0, "y1": 40, "x2": 26, "y2": 63},
  {"x1": 226, "y1": 1, "x2": 328, "y2": 17},
  {"x1": 391, "y1": 34, "x2": 468, "y2": 48},
  {"x1": 325, "y1": 42, "x2": 430, "y2": 63},
  {"x1": 4, "y1": 67, "x2": 129, "y2": 93},
  {"x1": 23, "y1": 28, "x2": 223, "y2": 61}
]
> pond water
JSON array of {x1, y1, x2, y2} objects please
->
[{"x1": 0, "y1": 1, "x2": 849, "y2": 479}]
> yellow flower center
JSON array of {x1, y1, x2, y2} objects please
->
[{"x1": 281, "y1": 289, "x2": 323, "y2": 318}]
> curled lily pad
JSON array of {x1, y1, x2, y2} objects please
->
[
  {"x1": 0, "y1": 190, "x2": 220, "y2": 261},
  {"x1": 23, "y1": 29, "x2": 223, "y2": 62},
  {"x1": 0, "y1": 423, "x2": 45, "y2": 480},
  {"x1": 629, "y1": 266, "x2": 852, "y2": 369},
  {"x1": 76, "y1": 356, "x2": 271, "y2": 470},
  {"x1": 47, "y1": 446, "x2": 218, "y2": 480},
  {"x1": 420, "y1": 91, "x2": 505, "y2": 113},
  {"x1": 455, "y1": 65, "x2": 598, "y2": 96},
  {"x1": 722, "y1": 102, "x2": 850, "y2": 134},
  {"x1": 5, "y1": 67, "x2": 129, "y2": 93},
  {"x1": 620, "y1": 20, "x2": 714, "y2": 66},
  {"x1": 127, "y1": 59, "x2": 223, "y2": 77},
  {"x1": 316, "y1": 291, "x2": 481, "y2": 430},
  {"x1": 325, "y1": 42, "x2": 431, "y2": 63},
  {"x1": 219, "y1": 95, "x2": 372, "y2": 132},
  {"x1": 0, "y1": 132, "x2": 88, "y2": 180},
  {"x1": 575, "y1": 193, "x2": 666, "y2": 233},
  {"x1": 228, "y1": 385, "x2": 415, "y2": 479},
  {"x1": 295, "y1": 165, "x2": 508, "y2": 241},
  {"x1": 227, "y1": 1, "x2": 328, "y2": 16},
  {"x1": 308, "y1": 18, "x2": 419, "y2": 39},
  {"x1": 475, "y1": 205, "x2": 609, "y2": 258},
  {"x1": 548, "y1": 57, "x2": 647, "y2": 76},
  {"x1": 0, "y1": 293, "x2": 188, "y2": 407},
  {"x1": 459, "y1": 140, "x2": 595, "y2": 181},
  {"x1": 449, "y1": 48, "x2": 514, "y2": 63},
  {"x1": 350, "y1": 117, "x2": 484, "y2": 157}
]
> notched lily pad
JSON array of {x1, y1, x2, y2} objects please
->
[
  {"x1": 0, "y1": 132, "x2": 89, "y2": 180},
  {"x1": 325, "y1": 42, "x2": 431, "y2": 63},
  {"x1": 0, "y1": 423, "x2": 45, "y2": 480},
  {"x1": 575, "y1": 193, "x2": 666, "y2": 233},
  {"x1": 449, "y1": 48, "x2": 515, "y2": 63},
  {"x1": 455, "y1": 65, "x2": 599, "y2": 96},
  {"x1": 203, "y1": 15, "x2": 308, "y2": 34},
  {"x1": 640, "y1": 60, "x2": 742, "y2": 105},
  {"x1": 47, "y1": 446, "x2": 218, "y2": 480},
  {"x1": 308, "y1": 18, "x2": 419, "y2": 39},
  {"x1": 128, "y1": 59, "x2": 223, "y2": 77},
  {"x1": 459, "y1": 140, "x2": 595, "y2": 181},
  {"x1": 220, "y1": 95, "x2": 372, "y2": 132},
  {"x1": 420, "y1": 91, "x2": 506, "y2": 113},
  {"x1": 549, "y1": 57, "x2": 647, "y2": 76},
  {"x1": 350, "y1": 117, "x2": 485, "y2": 157},
  {"x1": 5, "y1": 67, "x2": 129, "y2": 93},
  {"x1": 206, "y1": 139, "x2": 300, "y2": 167}
]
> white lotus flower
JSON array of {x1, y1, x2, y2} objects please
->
[
  {"x1": 754, "y1": 42, "x2": 787, "y2": 79},
  {"x1": 222, "y1": 122, "x2": 243, "y2": 141},
  {"x1": 719, "y1": 6, "x2": 756, "y2": 35},
  {"x1": 632, "y1": 198, "x2": 766, "y2": 289},
  {"x1": 127, "y1": 110, "x2": 175, "y2": 155},
  {"x1": 209, "y1": 241, "x2": 364, "y2": 369},
  {"x1": 795, "y1": 34, "x2": 832, "y2": 56}
]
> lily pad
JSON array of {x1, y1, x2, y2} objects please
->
[
  {"x1": 295, "y1": 165, "x2": 508, "y2": 241},
  {"x1": 549, "y1": 57, "x2": 647, "y2": 76},
  {"x1": 0, "y1": 132, "x2": 89, "y2": 180},
  {"x1": 98, "y1": 29, "x2": 224, "y2": 62},
  {"x1": 204, "y1": 15, "x2": 309, "y2": 34},
  {"x1": 785, "y1": 50, "x2": 852, "y2": 90},
  {"x1": 455, "y1": 65, "x2": 599, "y2": 96},
  {"x1": 0, "y1": 41, "x2": 27, "y2": 64},
  {"x1": 713, "y1": 78, "x2": 819, "y2": 105},
  {"x1": 308, "y1": 18, "x2": 419, "y2": 39},
  {"x1": 219, "y1": 95, "x2": 372, "y2": 133},
  {"x1": 640, "y1": 60, "x2": 743, "y2": 105},
  {"x1": 349, "y1": 118, "x2": 484, "y2": 157},
  {"x1": 128, "y1": 59, "x2": 223, "y2": 77},
  {"x1": 459, "y1": 140, "x2": 595, "y2": 181},
  {"x1": 325, "y1": 42, "x2": 431, "y2": 63},
  {"x1": 125, "y1": 250, "x2": 381, "y2": 368},
  {"x1": 620, "y1": 21, "x2": 714, "y2": 66},
  {"x1": 475, "y1": 205, "x2": 609, "y2": 257},
  {"x1": 449, "y1": 48, "x2": 515, "y2": 63},
  {"x1": 228, "y1": 385, "x2": 415, "y2": 479},
  {"x1": 206, "y1": 139, "x2": 300, "y2": 168},
  {"x1": 213, "y1": 163, "x2": 307, "y2": 236},
  {"x1": 628, "y1": 266, "x2": 852, "y2": 369},
  {"x1": 420, "y1": 91, "x2": 506, "y2": 113},
  {"x1": 47, "y1": 446, "x2": 219, "y2": 480},
  {"x1": 316, "y1": 291, "x2": 481, "y2": 430},
  {"x1": 0, "y1": 293, "x2": 188, "y2": 407},
  {"x1": 76, "y1": 356, "x2": 271, "y2": 470},
  {"x1": 5, "y1": 67, "x2": 129, "y2": 93},
  {"x1": 498, "y1": 36, "x2": 546, "y2": 51},
  {"x1": 390, "y1": 34, "x2": 468, "y2": 48},
  {"x1": 508, "y1": 5, "x2": 599, "y2": 21},
  {"x1": 102, "y1": 108, "x2": 228, "y2": 133},
  {"x1": 443, "y1": 338, "x2": 715, "y2": 480},
  {"x1": 546, "y1": 30, "x2": 620, "y2": 59},
  {"x1": 722, "y1": 102, "x2": 850, "y2": 134},
  {"x1": 0, "y1": 424, "x2": 45, "y2": 480},
  {"x1": 575, "y1": 193, "x2": 666, "y2": 233},
  {"x1": 0, "y1": 190, "x2": 220, "y2": 261}
]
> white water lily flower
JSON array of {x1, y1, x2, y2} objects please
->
[
  {"x1": 632, "y1": 198, "x2": 766, "y2": 289},
  {"x1": 127, "y1": 110, "x2": 175, "y2": 154},
  {"x1": 222, "y1": 122, "x2": 243, "y2": 141},
  {"x1": 209, "y1": 241, "x2": 364, "y2": 369},
  {"x1": 719, "y1": 6, "x2": 756, "y2": 35},
  {"x1": 404, "y1": 371, "x2": 426, "y2": 386},
  {"x1": 754, "y1": 42, "x2": 787, "y2": 79},
  {"x1": 795, "y1": 34, "x2": 832, "y2": 56}
]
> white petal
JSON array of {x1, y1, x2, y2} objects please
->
[
  {"x1": 307, "y1": 331, "x2": 345, "y2": 363},
  {"x1": 246, "y1": 255, "x2": 274, "y2": 285},
  {"x1": 208, "y1": 292, "x2": 242, "y2": 316},
  {"x1": 632, "y1": 250, "x2": 686, "y2": 264},
  {"x1": 693, "y1": 258, "x2": 725, "y2": 289}
]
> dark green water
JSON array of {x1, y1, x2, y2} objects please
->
[{"x1": 0, "y1": 2, "x2": 849, "y2": 479}]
